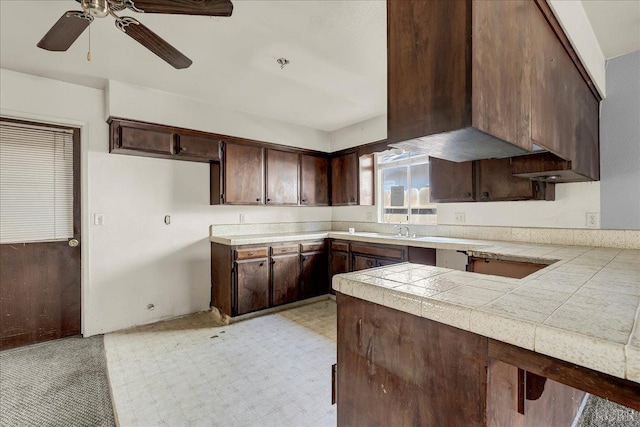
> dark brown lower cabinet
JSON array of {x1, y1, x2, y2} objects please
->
[
  {"x1": 352, "y1": 254, "x2": 377, "y2": 271},
  {"x1": 212, "y1": 240, "x2": 328, "y2": 317},
  {"x1": 235, "y1": 258, "x2": 269, "y2": 315},
  {"x1": 301, "y1": 251, "x2": 328, "y2": 299},
  {"x1": 336, "y1": 293, "x2": 487, "y2": 426},
  {"x1": 336, "y1": 294, "x2": 640, "y2": 426},
  {"x1": 271, "y1": 254, "x2": 300, "y2": 306},
  {"x1": 329, "y1": 248, "x2": 350, "y2": 295}
]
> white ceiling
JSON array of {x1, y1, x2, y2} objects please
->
[
  {"x1": 0, "y1": 1, "x2": 638, "y2": 133},
  {"x1": 0, "y1": 0, "x2": 387, "y2": 132},
  {"x1": 581, "y1": 0, "x2": 640, "y2": 59}
]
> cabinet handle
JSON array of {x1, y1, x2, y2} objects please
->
[
  {"x1": 301, "y1": 256, "x2": 306, "y2": 262},
  {"x1": 256, "y1": 198, "x2": 261, "y2": 202},
  {"x1": 482, "y1": 192, "x2": 489, "y2": 198},
  {"x1": 259, "y1": 262, "x2": 264, "y2": 267},
  {"x1": 271, "y1": 260, "x2": 276, "y2": 265},
  {"x1": 267, "y1": 198, "x2": 271, "y2": 202},
  {"x1": 181, "y1": 147, "x2": 187, "y2": 152},
  {"x1": 350, "y1": 197, "x2": 356, "y2": 202},
  {"x1": 465, "y1": 192, "x2": 471, "y2": 197},
  {"x1": 302, "y1": 199, "x2": 307, "y2": 203}
]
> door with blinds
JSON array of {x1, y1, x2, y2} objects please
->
[{"x1": 0, "y1": 118, "x2": 81, "y2": 350}]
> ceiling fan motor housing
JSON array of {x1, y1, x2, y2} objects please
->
[{"x1": 81, "y1": 0, "x2": 109, "y2": 18}]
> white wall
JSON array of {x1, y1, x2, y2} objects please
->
[
  {"x1": 1, "y1": 69, "x2": 332, "y2": 336},
  {"x1": 436, "y1": 182, "x2": 600, "y2": 228},
  {"x1": 107, "y1": 80, "x2": 331, "y2": 152},
  {"x1": 330, "y1": 114, "x2": 386, "y2": 152}
]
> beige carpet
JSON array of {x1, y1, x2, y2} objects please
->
[
  {"x1": 0, "y1": 336, "x2": 115, "y2": 427},
  {"x1": 577, "y1": 395, "x2": 640, "y2": 427}
]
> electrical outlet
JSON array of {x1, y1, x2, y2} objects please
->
[
  {"x1": 366, "y1": 211, "x2": 373, "y2": 221},
  {"x1": 454, "y1": 212, "x2": 465, "y2": 224},
  {"x1": 586, "y1": 212, "x2": 599, "y2": 228},
  {"x1": 239, "y1": 213, "x2": 245, "y2": 223}
]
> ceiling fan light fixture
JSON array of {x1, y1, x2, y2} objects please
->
[
  {"x1": 277, "y1": 58, "x2": 290, "y2": 69},
  {"x1": 81, "y1": 0, "x2": 109, "y2": 18}
]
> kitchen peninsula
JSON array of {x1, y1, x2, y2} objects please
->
[{"x1": 331, "y1": 237, "x2": 640, "y2": 426}]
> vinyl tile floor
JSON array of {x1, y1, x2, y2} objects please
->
[{"x1": 104, "y1": 300, "x2": 337, "y2": 427}]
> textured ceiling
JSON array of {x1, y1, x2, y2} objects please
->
[
  {"x1": 581, "y1": 0, "x2": 640, "y2": 59},
  {"x1": 0, "y1": 0, "x2": 387, "y2": 132}
]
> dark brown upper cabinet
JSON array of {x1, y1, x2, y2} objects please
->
[
  {"x1": 300, "y1": 154, "x2": 329, "y2": 206},
  {"x1": 109, "y1": 117, "x2": 220, "y2": 162},
  {"x1": 430, "y1": 157, "x2": 553, "y2": 203},
  {"x1": 176, "y1": 134, "x2": 221, "y2": 160},
  {"x1": 386, "y1": 0, "x2": 600, "y2": 181},
  {"x1": 429, "y1": 157, "x2": 476, "y2": 203},
  {"x1": 331, "y1": 152, "x2": 374, "y2": 206},
  {"x1": 220, "y1": 142, "x2": 265, "y2": 205},
  {"x1": 266, "y1": 149, "x2": 299, "y2": 205},
  {"x1": 477, "y1": 158, "x2": 550, "y2": 202}
]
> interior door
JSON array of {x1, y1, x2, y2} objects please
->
[{"x1": 0, "y1": 118, "x2": 81, "y2": 350}]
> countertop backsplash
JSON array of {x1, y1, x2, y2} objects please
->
[{"x1": 209, "y1": 221, "x2": 639, "y2": 249}]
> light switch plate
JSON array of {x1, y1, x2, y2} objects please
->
[{"x1": 93, "y1": 213, "x2": 104, "y2": 226}]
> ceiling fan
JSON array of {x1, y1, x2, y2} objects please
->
[{"x1": 37, "y1": 0, "x2": 233, "y2": 69}]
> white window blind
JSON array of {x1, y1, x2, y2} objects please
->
[{"x1": 0, "y1": 121, "x2": 74, "y2": 244}]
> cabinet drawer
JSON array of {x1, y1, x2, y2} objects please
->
[
  {"x1": 177, "y1": 134, "x2": 220, "y2": 160},
  {"x1": 351, "y1": 243, "x2": 405, "y2": 260},
  {"x1": 234, "y1": 247, "x2": 268, "y2": 260},
  {"x1": 331, "y1": 241, "x2": 350, "y2": 252},
  {"x1": 271, "y1": 245, "x2": 299, "y2": 255},
  {"x1": 301, "y1": 241, "x2": 325, "y2": 253}
]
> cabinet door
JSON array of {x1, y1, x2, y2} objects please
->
[
  {"x1": 353, "y1": 254, "x2": 377, "y2": 272},
  {"x1": 235, "y1": 259, "x2": 269, "y2": 315},
  {"x1": 176, "y1": 134, "x2": 220, "y2": 160},
  {"x1": 478, "y1": 159, "x2": 537, "y2": 201},
  {"x1": 301, "y1": 251, "x2": 328, "y2": 299},
  {"x1": 266, "y1": 149, "x2": 299, "y2": 205},
  {"x1": 429, "y1": 157, "x2": 475, "y2": 202},
  {"x1": 329, "y1": 250, "x2": 350, "y2": 294},
  {"x1": 331, "y1": 153, "x2": 358, "y2": 206},
  {"x1": 271, "y1": 254, "x2": 300, "y2": 306},
  {"x1": 118, "y1": 124, "x2": 175, "y2": 155},
  {"x1": 300, "y1": 154, "x2": 329, "y2": 206},
  {"x1": 571, "y1": 78, "x2": 600, "y2": 180},
  {"x1": 223, "y1": 142, "x2": 264, "y2": 205},
  {"x1": 530, "y1": 6, "x2": 577, "y2": 161},
  {"x1": 472, "y1": 0, "x2": 533, "y2": 151},
  {"x1": 387, "y1": 0, "x2": 470, "y2": 144}
]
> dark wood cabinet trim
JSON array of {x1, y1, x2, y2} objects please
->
[
  {"x1": 488, "y1": 339, "x2": 640, "y2": 411},
  {"x1": 533, "y1": 0, "x2": 602, "y2": 101},
  {"x1": 108, "y1": 116, "x2": 329, "y2": 158}
]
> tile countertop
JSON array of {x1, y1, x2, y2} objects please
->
[
  {"x1": 210, "y1": 231, "x2": 492, "y2": 252},
  {"x1": 210, "y1": 230, "x2": 640, "y2": 383},
  {"x1": 333, "y1": 245, "x2": 640, "y2": 384}
]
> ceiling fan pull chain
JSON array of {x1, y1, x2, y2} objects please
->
[{"x1": 87, "y1": 25, "x2": 92, "y2": 62}]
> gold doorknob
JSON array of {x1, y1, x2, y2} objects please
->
[{"x1": 68, "y1": 239, "x2": 79, "y2": 247}]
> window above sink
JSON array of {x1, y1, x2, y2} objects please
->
[{"x1": 377, "y1": 150, "x2": 437, "y2": 225}]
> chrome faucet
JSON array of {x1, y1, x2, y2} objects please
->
[{"x1": 394, "y1": 225, "x2": 410, "y2": 237}]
